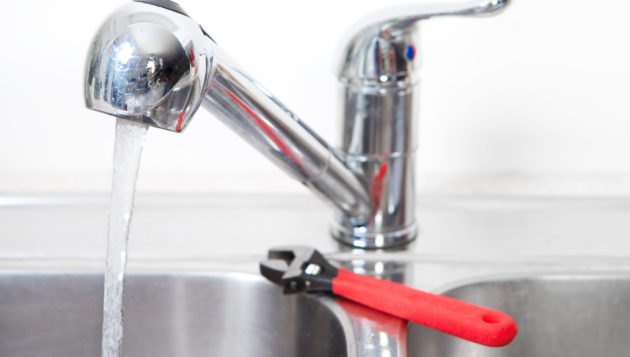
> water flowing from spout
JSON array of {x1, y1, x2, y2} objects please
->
[{"x1": 101, "y1": 118, "x2": 149, "y2": 357}]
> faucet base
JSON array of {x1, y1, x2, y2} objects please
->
[{"x1": 330, "y1": 222, "x2": 417, "y2": 249}]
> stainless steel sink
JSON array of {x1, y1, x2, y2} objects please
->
[
  {"x1": 3, "y1": 268, "x2": 630, "y2": 357},
  {"x1": 3, "y1": 195, "x2": 630, "y2": 356},
  {"x1": 407, "y1": 273, "x2": 630, "y2": 356},
  {"x1": 0, "y1": 272, "x2": 350, "y2": 357}
]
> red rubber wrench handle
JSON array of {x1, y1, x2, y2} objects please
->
[{"x1": 332, "y1": 269, "x2": 518, "y2": 347}]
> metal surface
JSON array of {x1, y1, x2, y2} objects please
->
[
  {"x1": 84, "y1": 0, "x2": 510, "y2": 248},
  {"x1": 0, "y1": 272, "x2": 351, "y2": 357},
  {"x1": 4, "y1": 265, "x2": 630, "y2": 357},
  {"x1": 337, "y1": 299, "x2": 408, "y2": 357},
  {"x1": 2, "y1": 196, "x2": 630, "y2": 355},
  {"x1": 332, "y1": 0, "x2": 510, "y2": 247},
  {"x1": 84, "y1": 1, "x2": 371, "y2": 229},
  {"x1": 407, "y1": 273, "x2": 630, "y2": 356},
  {"x1": 84, "y1": 1, "x2": 207, "y2": 132}
]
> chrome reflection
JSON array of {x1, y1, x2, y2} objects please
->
[{"x1": 85, "y1": 0, "x2": 511, "y2": 249}]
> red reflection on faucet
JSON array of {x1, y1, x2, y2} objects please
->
[
  {"x1": 176, "y1": 111, "x2": 184, "y2": 132},
  {"x1": 370, "y1": 162, "x2": 388, "y2": 209},
  {"x1": 224, "y1": 89, "x2": 302, "y2": 167},
  {"x1": 187, "y1": 49, "x2": 195, "y2": 67}
]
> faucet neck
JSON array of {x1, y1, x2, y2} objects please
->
[
  {"x1": 201, "y1": 50, "x2": 373, "y2": 223},
  {"x1": 331, "y1": 0, "x2": 512, "y2": 248},
  {"x1": 331, "y1": 26, "x2": 420, "y2": 249}
]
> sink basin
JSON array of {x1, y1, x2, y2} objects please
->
[
  {"x1": 0, "y1": 272, "x2": 350, "y2": 357},
  {"x1": 407, "y1": 273, "x2": 630, "y2": 356},
  {"x1": 2, "y1": 268, "x2": 629, "y2": 357}
]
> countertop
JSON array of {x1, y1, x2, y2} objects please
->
[{"x1": 1, "y1": 194, "x2": 630, "y2": 260}]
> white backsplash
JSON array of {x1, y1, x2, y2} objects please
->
[{"x1": 1, "y1": 0, "x2": 629, "y2": 196}]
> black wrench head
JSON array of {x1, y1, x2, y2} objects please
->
[
  {"x1": 260, "y1": 246, "x2": 314, "y2": 284},
  {"x1": 259, "y1": 246, "x2": 338, "y2": 294}
]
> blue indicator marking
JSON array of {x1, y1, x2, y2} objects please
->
[{"x1": 406, "y1": 45, "x2": 416, "y2": 60}]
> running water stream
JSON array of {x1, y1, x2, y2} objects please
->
[{"x1": 101, "y1": 118, "x2": 149, "y2": 357}]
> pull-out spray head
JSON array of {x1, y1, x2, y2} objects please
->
[{"x1": 85, "y1": 0, "x2": 211, "y2": 132}]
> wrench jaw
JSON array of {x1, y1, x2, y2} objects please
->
[
  {"x1": 259, "y1": 258, "x2": 289, "y2": 287},
  {"x1": 260, "y1": 246, "x2": 339, "y2": 294}
]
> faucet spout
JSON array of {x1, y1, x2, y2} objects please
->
[
  {"x1": 201, "y1": 52, "x2": 373, "y2": 223},
  {"x1": 84, "y1": 0, "x2": 372, "y2": 224}
]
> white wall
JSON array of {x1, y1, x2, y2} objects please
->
[{"x1": 1, "y1": 0, "x2": 629, "y2": 196}]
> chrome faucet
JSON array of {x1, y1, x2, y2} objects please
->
[{"x1": 85, "y1": 0, "x2": 511, "y2": 249}]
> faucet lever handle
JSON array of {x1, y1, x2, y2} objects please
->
[
  {"x1": 376, "y1": 0, "x2": 511, "y2": 32},
  {"x1": 338, "y1": 0, "x2": 511, "y2": 83}
]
